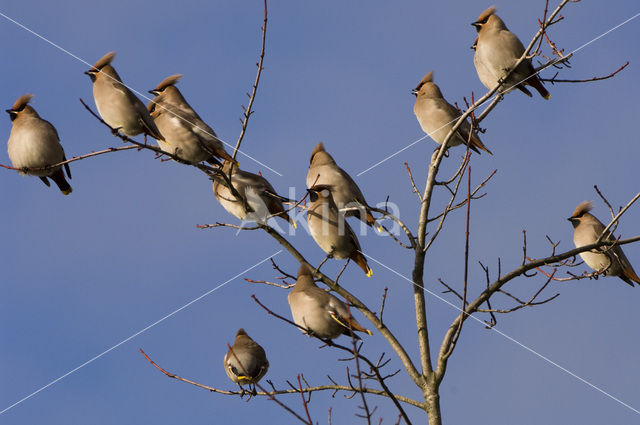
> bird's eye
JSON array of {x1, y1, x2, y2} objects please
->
[{"x1": 309, "y1": 191, "x2": 318, "y2": 202}]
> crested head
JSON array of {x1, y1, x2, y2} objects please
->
[
  {"x1": 152, "y1": 74, "x2": 183, "y2": 93},
  {"x1": 309, "y1": 141, "x2": 335, "y2": 165},
  {"x1": 411, "y1": 71, "x2": 438, "y2": 96},
  {"x1": 297, "y1": 263, "x2": 313, "y2": 277},
  {"x1": 311, "y1": 141, "x2": 326, "y2": 156},
  {"x1": 414, "y1": 70, "x2": 434, "y2": 91},
  {"x1": 10, "y1": 94, "x2": 34, "y2": 111},
  {"x1": 412, "y1": 71, "x2": 443, "y2": 98},
  {"x1": 477, "y1": 6, "x2": 497, "y2": 23},
  {"x1": 571, "y1": 201, "x2": 593, "y2": 218},
  {"x1": 236, "y1": 328, "x2": 248, "y2": 337},
  {"x1": 92, "y1": 51, "x2": 116, "y2": 70},
  {"x1": 295, "y1": 263, "x2": 318, "y2": 290}
]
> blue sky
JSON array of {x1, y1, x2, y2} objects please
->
[{"x1": 1, "y1": 1, "x2": 640, "y2": 424}]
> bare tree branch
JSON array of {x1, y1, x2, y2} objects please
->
[
  {"x1": 232, "y1": 0, "x2": 268, "y2": 161},
  {"x1": 0, "y1": 145, "x2": 138, "y2": 173},
  {"x1": 540, "y1": 61, "x2": 629, "y2": 84}
]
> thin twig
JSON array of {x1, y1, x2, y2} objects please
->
[
  {"x1": 251, "y1": 295, "x2": 415, "y2": 424},
  {"x1": 597, "y1": 191, "x2": 640, "y2": 243},
  {"x1": 404, "y1": 162, "x2": 422, "y2": 201},
  {"x1": 297, "y1": 375, "x2": 313, "y2": 424},
  {"x1": 0, "y1": 145, "x2": 138, "y2": 172},
  {"x1": 540, "y1": 61, "x2": 629, "y2": 84},
  {"x1": 232, "y1": 0, "x2": 268, "y2": 161}
]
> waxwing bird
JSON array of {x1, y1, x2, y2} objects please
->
[
  {"x1": 85, "y1": 52, "x2": 164, "y2": 140},
  {"x1": 306, "y1": 186, "x2": 372, "y2": 277},
  {"x1": 224, "y1": 328, "x2": 269, "y2": 386},
  {"x1": 212, "y1": 160, "x2": 296, "y2": 227},
  {"x1": 412, "y1": 71, "x2": 492, "y2": 155},
  {"x1": 6, "y1": 94, "x2": 72, "y2": 195},
  {"x1": 147, "y1": 74, "x2": 234, "y2": 165},
  {"x1": 472, "y1": 7, "x2": 550, "y2": 99},
  {"x1": 307, "y1": 142, "x2": 382, "y2": 230},
  {"x1": 288, "y1": 263, "x2": 372, "y2": 339},
  {"x1": 568, "y1": 201, "x2": 640, "y2": 287}
]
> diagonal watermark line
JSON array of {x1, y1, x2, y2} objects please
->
[
  {"x1": 362, "y1": 252, "x2": 640, "y2": 415},
  {"x1": 0, "y1": 250, "x2": 282, "y2": 416},
  {"x1": 357, "y1": 11, "x2": 640, "y2": 177},
  {"x1": 0, "y1": 10, "x2": 283, "y2": 177}
]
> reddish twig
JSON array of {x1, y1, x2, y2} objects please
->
[{"x1": 541, "y1": 61, "x2": 628, "y2": 84}]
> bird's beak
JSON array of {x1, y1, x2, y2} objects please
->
[
  {"x1": 567, "y1": 217, "x2": 577, "y2": 222},
  {"x1": 471, "y1": 22, "x2": 481, "y2": 28},
  {"x1": 5, "y1": 109, "x2": 11, "y2": 114},
  {"x1": 411, "y1": 89, "x2": 418, "y2": 96},
  {"x1": 149, "y1": 90, "x2": 159, "y2": 95}
]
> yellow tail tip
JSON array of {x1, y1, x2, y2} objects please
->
[
  {"x1": 292, "y1": 220, "x2": 298, "y2": 229},
  {"x1": 61, "y1": 188, "x2": 72, "y2": 195},
  {"x1": 365, "y1": 329, "x2": 373, "y2": 336},
  {"x1": 366, "y1": 268, "x2": 373, "y2": 278},
  {"x1": 375, "y1": 224, "x2": 383, "y2": 233},
  {"x1": 544, "y1": 93, "x2": 551, "y2": 100}
]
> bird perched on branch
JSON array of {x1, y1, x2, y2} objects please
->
[
  {"x1": 307, "y1": 142, "x2": 382, "y2": 230},
  {"x1": 147, "y1": 74, "x2": 234, "y2": 165},
  {"x1": 6, "y1": 94, "x2": 72, "y2": 195},
  {"x1": 412, "y1": 71, "x2": 492, "y2": 155},
  {"x1": 213, "y1": 160, "x2": 296, "y2": 227},
  {"x1": 472, "y1": 7, "x2": 550, "y2": 99},
  {"x1": 85, "y1": 51, "x2": 164, "y2": 140},
  {"x1": 568, "y1": 201, "x2": 640, "y2": 287},
  {"x1": 288, "y1": 263, "x2": 372, "y2": 339},
  {"x1": 224, "y1": 328, "x2": 269, "y2": 387},
  {"x1": 306, "y1": 186, "x2": 372, "y2": 277}
]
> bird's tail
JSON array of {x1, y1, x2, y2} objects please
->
[
  {"x1": 216, "y1": 148, "x2": 240, "y2": 167},
  {"x1": 364, "y1": 210, "x2": 383, "y2": 233},
  {"x1": 622, "y1": 264, "x2": 640, "y2": 286},
  {"x1": 277, "y1": 212, "x2": 297, "y2": 229},
  {"x1": 351, "y1": 251, "x2": 373, "y2": 277},
  {"x1": 469, "y1": 134, "x2": 493, "y2": 156},
  {"x1": 49, "y1": 169, "x2": 72, "y2": 195},
  {"x1": 527, "y1": 75, "x2": 551, "y2": 100}
]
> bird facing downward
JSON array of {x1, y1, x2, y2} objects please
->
[
  {"x1": 568, "y1": 201, "x2": 640, "y2": 287},
  {"x1": 85, "y1": 51, "x2": 164, "y2": 140},
  {"x1": 412, "y1": 71, "x2": 492, "y2": 155},
  {"x1": 472, "y1": 7, "x2": 550, "y2": 99},
  {"x1": 6, "y1": 94, "x2": 72, "y2": 195},
  {"x1": 147, "y1": 74, "x2": 234, "y2": 165},
  {"x1": 213, "y1": 160, "x2": 296, "y2": 228},
  {"x1": 307, "y1": 142, "x2": 382, "y2": 230},
  {"x1": 224, "y1": 328, "x2": 269, "y2": 386},
  {"x1": 288, "y1": 263, "x2": 372, "y2": 339},
  {"x1": 306, "y1": 185, "x2": 372, "y2": 277}
]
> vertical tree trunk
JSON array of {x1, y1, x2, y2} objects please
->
[{"x1": 425, "y1": 387, "x2": 442, "y2": 425}]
